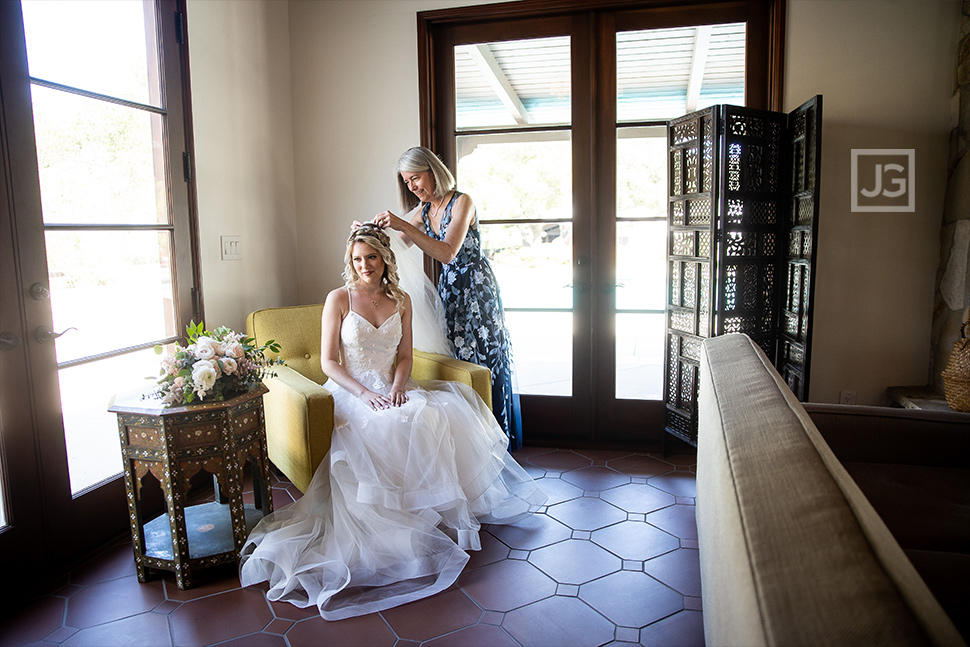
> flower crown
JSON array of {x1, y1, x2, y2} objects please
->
[{"x1": 348, "y1": 222, "x2": 390, "y2": 248}]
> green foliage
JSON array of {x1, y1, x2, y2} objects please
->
[{"x1": 147, "y1": 322, "x2": 285, "y2": 406}]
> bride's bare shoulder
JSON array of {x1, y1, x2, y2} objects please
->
[{"x1": 324, "y1": 287, "x2": 350, "y2": 310}]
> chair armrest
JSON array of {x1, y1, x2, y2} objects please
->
[
  {"x1": 261, "y1": 366, "x2": 334, "y2": 493},
  {"x1": 412, "y1": 350, "x2": 493, "y2": 411}
]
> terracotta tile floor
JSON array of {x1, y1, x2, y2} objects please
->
[{"x1": 2, "y1": 446, "x2": 703, "y2": 647}]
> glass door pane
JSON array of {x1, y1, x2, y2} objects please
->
[
  {"x1": 613, "y1": 21, "x2": 745, "y2": 402},
  {"x1": 615, "y1": 128, "x2": 667, "y2": 400},
  {"x1": 21, "y1": 0, "x2": 159, "y2": 107},
  {"x1": 455, "y1": 35, "x2": 572, "y2": 397},
  {"x1": 617, "y1": 23, "x2": 745, "y2": 122},
  {"x1": 455, "y1": 37, "x2": 570, "y2": 130},
  {"x1": 458, "y1": 134, "x2": 573, "y2": 396},
  {"x1": 23, "y1": 0, "x2": 176, "y2": 494}
]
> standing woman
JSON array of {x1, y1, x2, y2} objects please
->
[{"x1": 374, "y1": 146, "x2": 521, "y2": 450}]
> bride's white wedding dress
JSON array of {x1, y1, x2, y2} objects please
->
[{"x1": 239, "y1": 291, "x2": 546, "y2": 620}]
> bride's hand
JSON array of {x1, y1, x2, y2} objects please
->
[
  {"x1": 389, "y1": 387, "x2": 409, "y2": 407},
  {"x1": 359, "y1": 389, "x2": 392, "y2": 411}
]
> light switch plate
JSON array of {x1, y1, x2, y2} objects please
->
[{"x1": 221, "y1": 235, "x2": 241, "y2": 261}]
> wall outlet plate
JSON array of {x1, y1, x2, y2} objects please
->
[{"x1": 839, "y1": 391, "x2": 857, "y2": 405}]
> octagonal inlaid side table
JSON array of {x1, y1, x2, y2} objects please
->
[{"x1": 108, "y1": 383, "x2": 273, "y2": 589}]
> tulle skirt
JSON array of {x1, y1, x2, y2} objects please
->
[{"x1": 239, "y1": 378, "x2": 546, "y2": 620}]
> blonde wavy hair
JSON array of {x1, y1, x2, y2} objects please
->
[{"x1": 343, "y1": 223, "x2": 407, "y2": 311}]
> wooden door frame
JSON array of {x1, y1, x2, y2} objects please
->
[
  {"x1": 414, "y1": 0, "x2": 785, "y2": 450},
  {"x1": 0, "y1": 0, "x2": 201, "y2": 602}
]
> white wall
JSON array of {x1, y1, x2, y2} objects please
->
[
  {"x1": 186, "y1": 0, "x2": 299, "y2": 333},
  {"x1": 785, "y1": 0, "x2": 960, "y2": 404},
  {"x1": 287, "y1": 0, "x2": 501, "y2": 305}
]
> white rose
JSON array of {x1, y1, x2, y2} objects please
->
[
  {"x1": 221, "y1": 357, "x2": 238, "y2": 375},
  {"x1": 224, "y1": 341, "x2": 245, "y2": 359},
  {"x1": 192, "y1": 359, "x2": 218, "y2": 396},
  {"x1": 193, "y1": 336, "x2": 216, "y2": 360}
]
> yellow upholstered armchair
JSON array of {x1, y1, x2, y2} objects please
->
[{"x1": 246, "y1": 304, "x2": 492, "y2": 492}]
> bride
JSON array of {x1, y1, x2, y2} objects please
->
[{"x1": 239, "y1": 223, "x2": 546, "y2": 620}]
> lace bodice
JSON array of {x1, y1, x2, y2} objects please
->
[{"x1": 340, "y1": 308, "x2": 402, "y2": 393}]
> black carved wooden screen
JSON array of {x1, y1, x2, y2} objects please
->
[
  {"x1": 779, "y1": 97, "x2": 822, "y2": 400},
  {"x1": 715, "y1": 105, "x2": 786, "y2": 361},
  {"x1": 663, "y1": 96, "x2": 822, "y2": 447},
  {"x1": 664, "y1": 108, "x2": 717, "y2": 446}
]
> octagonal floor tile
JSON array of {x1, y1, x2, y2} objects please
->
[
  {"x1": 0, "y1": 595, "x2": 66, "y2": 646},
  {"x1": 600, "y1": 483, "x2": 676, "y2": 514},
  {"x1": 285, "y1": 612, "x2": 397, "y2": 647},
  {"x1": 526, "y1": 450, "x2": 592, "y2": 472},
  {"x1": 423, "y1": 623, "x2": 520, "y2": 647},
  {"x1": 216, "y1": 634, "x2": 287, "y2": 647},
  {"x1": 61, "y1": 609, "x2": 172, "y2": 647},
  {"x1": 267, "y1": 597, "x2": 320, "y2": 622},
  {"x1": 486, "y1": 512, "x2": 571, "y2": 550},
  {"x1": 643, "y1": 548, "x2": 701, "y2": 597},
  {"x1": 580, "y1": 570, "x2": 683, "y2": 628},
  {"x1": 168, "y1": 587, "x2": 273, "y2": 646},
  {"x1": 467, "y1": 528, "x2": 511, "y2": 569},
  {"x1": 529, "y1": 538, "x2": 621, "y2": 585},
  {"x1": 522, "y1": 464, "x2": 546, "y2": 479},
  {"x1": 164, "y1": 564, "x2": 243, "y2": 602},
  {"x1": 656, "y1": 452, "x2": 698, "y2": 468},
  {"x1": 381, "y1": 587, "x2": 481, "y2": 641},
  {"x1": 571, "y1": 448, "x2": 636, "y2": 464},
  {"x1": 534, "y1": 477, "x2": 584, "y2": 505},
  {"x1": 606, "y1": 454, "x2": 676, "y2": 478},
  {"x1": 547, "y1": 497, "x2": 626, "y2": 531},
  {"x1": 69, "y1": 540, "x2": 137, "y2": 587},
  {"x1": 512, "y1": 446, "x2": 556, "y2": 461},
  {"x1": 66, "y1": 575, "x2": 165, "y2": 629},
  {"x1": 645, "y1": 504, "x2": 698, "y2": 541},
  {"x1": 591, "y1": 521, "x2": 680, "y2": 561},
  {"x1": 503, "y1": 596, "x2": 615, "y2": 647},
  {"x1": 560, "y1": 466, "x2": 631, "y2": 491},
  {"x1": 648, "y1": 471, "x2": 698, "y2": 498},
  {"x1": 458, "y1": 559, "x2": 557, "y2": 612},
  {"x1": 640, "y1": 609, "x2": 705, "y2": 646}
]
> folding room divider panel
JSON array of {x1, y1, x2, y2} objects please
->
[{"x1": 664, "y1": 96, "x2": 822, "y2": 446}]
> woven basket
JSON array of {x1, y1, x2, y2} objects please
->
[{"x1": 941, "y1": 315, "x2": 970, "y2": 412}]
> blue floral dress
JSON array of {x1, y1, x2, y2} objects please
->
[{"x1": 423, "y1": 192, "x2": 522, "y2": 450}]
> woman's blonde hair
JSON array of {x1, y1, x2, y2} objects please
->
[
  {"x1": 343, "y1": 223, "x2": 407, "y2": 310},
  {"x1": 395, "y1": 146, "x2": 457, "y2": 212}
]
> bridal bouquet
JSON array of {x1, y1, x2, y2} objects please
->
[{"x1": 151, "y1": 321, "x2": 283, "y2": 406}]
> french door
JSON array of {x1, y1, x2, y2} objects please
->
[
  {"x1": 0, "y1": 0, "x2": 199, "y2": 597},
  {"x1": 419, "y1": 0, "x2": 783, "y2": 448}
]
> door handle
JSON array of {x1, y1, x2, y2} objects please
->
[
  {"x1": 35, "y1": 326, "x2": 77, "y2": 344},
  {"x1": 566, "y1": 282, "x2": 587, "y2": 294},
  {"x1": 0, "y1": 332, "x2": 21, "y2": 351},
  {"x1": 30, "y1": 282, "x2": 50, "y2": 300}
]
